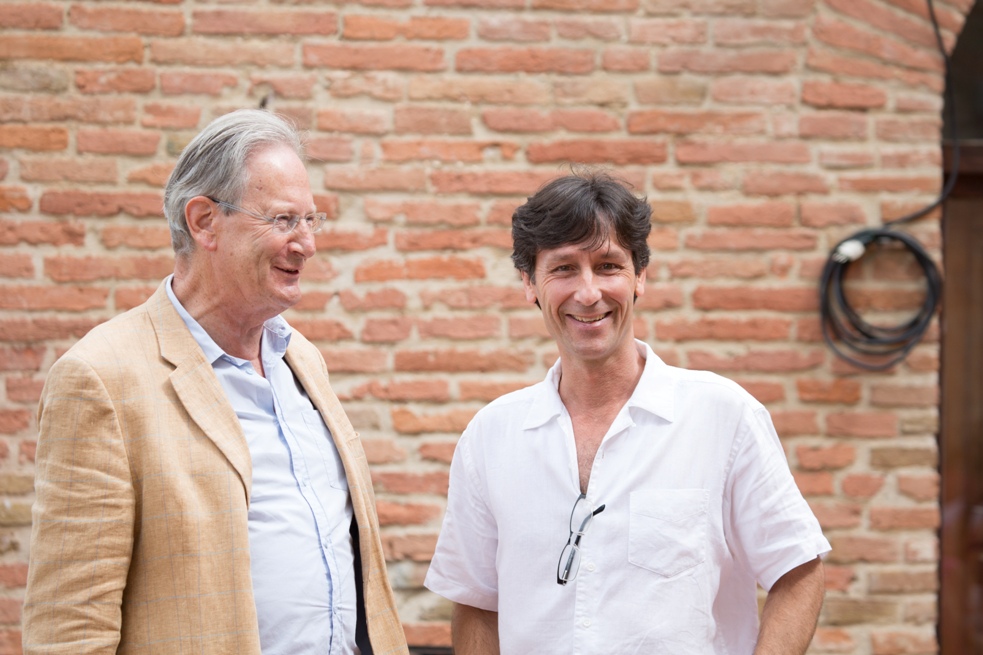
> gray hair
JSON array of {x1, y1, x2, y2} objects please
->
[{"x1": 163, "y1": 109, "x2": 305, "y2": 256}]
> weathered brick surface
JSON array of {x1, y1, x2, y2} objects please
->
[{"x1": 0, "y1": 0, "x2": 962, "y2": 650}]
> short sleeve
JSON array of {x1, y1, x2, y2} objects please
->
[
  {"x1": 724, "y1": 405, "x2": 831, "y2": 591},
  {"x1": 424, "y1": 424, "x2": 500, "y2": 611}
]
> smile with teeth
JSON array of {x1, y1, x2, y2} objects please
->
[{"x1": 571, "y1": 313, "x2": 608, "y2": 324}]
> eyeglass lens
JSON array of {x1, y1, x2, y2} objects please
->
[{"x1": 557, "y1": 494, "x2": 605, "y2": 585}]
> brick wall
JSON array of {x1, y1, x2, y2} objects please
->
[{"x1": 0, "y1": 0, "x2": 971, "y2": 652}]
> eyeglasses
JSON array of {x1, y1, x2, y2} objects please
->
[
  {"x1": 557, "y1": 493, "x2": 605, "y2": 586},
  {"x1": 208, "y1": 197, "x2": 326, "y2": 234}
]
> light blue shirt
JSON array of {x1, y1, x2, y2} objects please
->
[{"x1": 166, "y1": 277, "x2": 359, "y2": 655}]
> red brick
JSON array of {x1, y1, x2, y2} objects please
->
[
  {"x1": 0, "y1": 3, "x2": 62, "y2": 29},
  {"x1": 372, "y1": 471, "x2": 449, "y2": 495},
  {"x1": 394, "y1": 228, "x2": 509, "y2": 252},
  {"x1": 408, "y1": 75, "x2": 548, "y2": 104},
  {"x1": 743, "y1": 171, "x2": 829, "y2": 195},
  {"x1": 70, "y1": 5, "x2": 184, "y2": 36},
  {"x1": 19, "y1": 156, "x2": 117, "y2": 183},
  {"x1": 458, "y1": 379, "x2": 532, "y2": 401},
  {"x1": 711, "y1": 77, "x2": 797, "y2": 105},
  {"x1": 114, "y1": 286, "x2": 157, "y2": 311},
  {"x1": 898, "y1": 473, "x2": 939, "y2": 502},
  {"x1": 823, "y1": 565, "x2": 856, "y2": 593},
  {"x1": 0, "y1": 35, "x2": 143, "y2": 63},
  {"x1": 714, "y1": 18, "x2": 807, "y2": 44},
  {"x1": 800, "y1": 112, "x2": 868, "y2": 140},
  {"x1": 0, "y1": 124, "x2": 68, "y2": 151},
  {"x1": 324, "y1": 166, "x2": 426, "y2": 192},
  {"x1": 361, "y1": 439, "x2": 407, "y2": 465},
  {"x1": 554, "y1": 17, "x2": 623, "y2": 40},
  {"x1": 338, "y1": 288, "x2": 407, "y2": 311},
  {"x1": 555, "y1": 78, "x2": 632, "y2": 105},
  {"x1": 75, "y1": 68, "x2": 157, "y2": 94},
  {"x1": 634, "y1": 284, "x2": 685, "y2": 310},
  {"x1": 420, "y1": 285, "x2": 527, "y2": 310},
  {"x1": 809, "y1": 501, "x2": 862, "y2": 529},
  {"x1": 418, "y1": 316, "x2": 501, "y2": 340},
  {"x1": 403, "y1": 622, "x2": 451, "y2": 648},
  {"x1": 806, "y1": 47, "x2": 940, "y2": 93},
  {"x1": 0, "y1": 409, "x2": 31, "y2": 434},
  {"x1": 0, "y1": 94, "x2": 136, "y2": 125},
  {"x1": 101, "y1": 225, "x2": 172, "y2": 250},
  {"x1": 634, "y1": 78, "x2": 706, "y2": 105},
  {"x1": 667, "y1": 258, "x2": 768, "y2": 279},
  {"x1": 771, "y1": 410, "x2": 819, "y2": 437},
  {"x1": 870, "y1": 384, "x2": 938, "y2": 407},
  {"x1": 40, "y1": 190, "x2": 162, "y2": 217},
  {"x1": 77, "y1": 128, "x2": 160, "y2": 156},
  {"x1": 394, "y1": 106, "x2": 472, "y2": 135},
  {"x1": 307, "y1": 137, "x2": 355, "y2": 163},
  {"x1": 315, "y1": 227, "x2": 388, "y2": 252},
  {"x1": 395, "y1": 348, "x2": 533, "y2": 372},
  {"x1": 800, "y1": 200, "x2": 866, "y2": 227},
  {"x1": 0, "y1": 285, "x2": 108, "y2": 312},
  {"x1": 797, "y1": 442, "x2": 856, "y2": 471},
  {"x1": 382, "y1": 533, "x2": 438, "y2": 563},
  {"x1": 0, "y1": 253, "x2": 34, "y2": 278},
  {"x1": 351, "y1": 379, "x2": 449, "y2": 402},
  {"x1": 285, "y1": 318, "x2": 353, "y2": 342},
  {"x1": 704, "y1": 201, "x2": 793, "y2": 226},
  {"x1": 0, "y1": 317, "x2": 100, "y2": 342},
  {"x1": 731, "y1": 379, "x2": 785, "y2": 404},
  {"x1": 151, "y1": 39, "x2": 294, "y2": 68},
  {"x1": 628, "y1": 110, "x2": 765, "y2": 135},
  {"x1": 796, "y1": 378, "x2": 862, "y2": 404},
  {"x1": 348, "y1": 15, "x2": 469, "y2": 40},
  {"x1": 20, "y1": 440, "x2": 35, "y2": 464},
  {"x1": 0, "y1": 346, "x2": 44, "y2": 372},
  {"x1": 392, "y1": 407, "x2": 475, "y2": 434},
  {"x1": 687, "y1": 349, "x2": 824, "y2": 373},
  {"x1": 627, "y1": 18, "x2": 706, "y2": 44},
  {"x1": 828, "y1": 0, "x2": 938, "y2": 47},
  {"x1": 601, "y1": 46, "x2": 652, "y2": 73},
  {"x1": 456, "y1": 47, "x2": 594, "y2": 74},
  {"x1": 44, "y1": 255, "x2": 173, "y2": 282},
  {"x1": 304, "y1": 44, "x2": 445, "y2": 71},
  {"x1": 482, "y1": 108, "x2": 553, "y2": 133},
  {"x1": 0, "y1": 219, "x2": 86, "y2": 246},
  {"x1": 430, "y1": 170, "x2": 557, "y2": 195},
  {"x1": 318, "y1": 108, "x2": 390, "y2": 135},
  {"x1": 473, "y1": 16, "x2": 550, "y2": 41},
  {"x1": 381, "y1": 140, "x2": 519, "y2": 164},
  {"x1": 0, "y1": 564, "x2": 28, "y2": 588},
  {"x1": 361, "y1": 317, "x2": 413, "y2": 343},
  {"x1": 249, "y1": 73, "x2": 317, "y2": 100},
  {"x1": 527, "y1": 139, "x2": 668, "y2": 164},
  {"x1": 355, "y1": 256, "x2": 484, "y2": 282},
  {"x1": 376, "y1": 500, "x2": 442, "y2": 527},
  {"x1": 141, "y1": 103, "x2": 201, "y2": 129},
  {"x1": 870, "y1": 628, "x2": 939, "y2": 655},
  {"x1": 826, "y1": 412, "x2": 898, "y2": 438},
  {"x1": 818, "y1": 148, "x2": 876, "y2": 169},
  {"x1": 655, "y1": 317, "x2": 791, "y2": 341},
  {"x1": 551, "y1": 108, "x2": 621, "y2": 132},
  {"x1": 841, "y1": 473, "x2": 885, "y2": 498},
  {"x1": 0, "y1": 185, "x2": 30, "y2": 212},
  {"x1": 802, "y1": 80, "x2": 888, "y2": 109},
  {"x1": 827, "y1": 534, "x2": 900, "y2": 564},
  {"x1": 193, "y1": 9, "x2": 337, "y2": 35},
  {"x1": 659, "y1": 48, "x2": 797, "y2": 74},
  {"x1": 876, "y1": 117, "x2": 941, "y2": 143},
  {"x1": 792, "y1": 470, "x2": 833, "y2": 495},
  {"x1": 870, "y1": 507, "x2": 939, "y2": 531},
  {"x1": 127, "y1": 162, "x2": 174, "y2": 188},
  {"x1": 160, "y1": 72, "x2": 238, "y2": 96},
  {"x1": 691, "y1": 285, "x2": 816, "y2": 311},
  {"x1": 531, "y1": 0, "x2": 638, "y2": 10},
  {"x1": 812, "y1": 16, "x2": 940, "y2": 73}
]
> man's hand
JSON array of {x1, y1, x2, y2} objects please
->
[
  {"x1": 452, "y1": 603, "x2": 499, "y2": 655},
  {"x1": 754, "y1": 557, "x2": 825, "y2": 655}
]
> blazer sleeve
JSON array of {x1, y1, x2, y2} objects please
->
[{"x1": 23, "y1": 354, "x2": 136, "y2": 654}]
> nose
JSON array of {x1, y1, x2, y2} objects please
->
[
  {"x1": 288, "y1": 221, "x2": 316, "y2": 259},
  {"x1": 573, "y1": 270, "x2": 602, "y2": 306}
]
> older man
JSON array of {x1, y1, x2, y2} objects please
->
[
  {"x1": 24, "y1": 109, "x2": 408, "y2": 655},
  {"x1": 425, "y1": 171, "x2": 830, "y2": 654}
]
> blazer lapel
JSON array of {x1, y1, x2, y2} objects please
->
[{"x1": 146, "y1": 282, "x2": 253, "y2": 500}]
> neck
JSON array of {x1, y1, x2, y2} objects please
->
[
  {"x1": 557, "y1": 342, "x2": 645, "y2": 412},
  {"x1": 171, "y1": 260, "x2": 267, "y2": 361}
]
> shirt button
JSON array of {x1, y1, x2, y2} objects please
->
[
  {"x1": 586, "y1": 563, "x2": 596, "y2": 572},
  {"x1": 583, "y1": 619, "x2": 591, "y2": 628}
]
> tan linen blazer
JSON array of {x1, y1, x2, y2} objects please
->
[{"x1": 24, "y1": 281, "x2": 409, "y2": 655}]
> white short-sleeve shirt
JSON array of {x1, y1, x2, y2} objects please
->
[{"x1": 425, "y1": 341, "x2": 830, "y2": 655}]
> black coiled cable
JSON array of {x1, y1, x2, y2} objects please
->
[{"x1": 818, "y1": 0, "x2": 955, "y2": 371}]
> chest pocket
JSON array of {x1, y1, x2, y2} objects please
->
[{"x1": 628, "y1": 488, "x2": 709, "y2": 578}]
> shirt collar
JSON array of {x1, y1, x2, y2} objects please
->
[
  {"x1": 522, "y1": 339, "x2": 675, "y2": 431},
  {"x1": 164, "y1": 274, "x2": 292, "y2": 367}
]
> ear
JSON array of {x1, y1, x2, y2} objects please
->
[
  {"x1": 520, "y1": 271, "x2": 538, "y2": 305},
  {"x1": 634, "y1": 267, "x2": 647, "y2": 299},
  {"x1": 185, "y1": 196, "x2": 220, "y2": 252}
]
